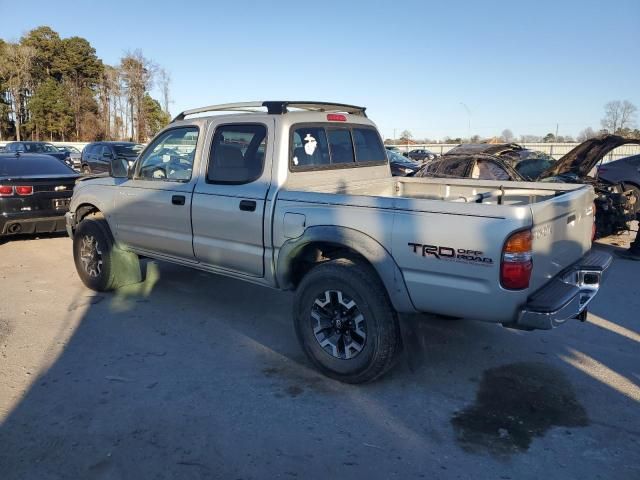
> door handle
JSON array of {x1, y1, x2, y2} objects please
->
[
  {"x1": 172, "y1": 195, "x2": 186, "y2": 206},
  {"x1": 239, "y1": 200, "x2": 256, "y2": 212}
]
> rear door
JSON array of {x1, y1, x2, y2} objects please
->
[{"x1": 191, "y1": 118, "x2": 273, "y2": 277}]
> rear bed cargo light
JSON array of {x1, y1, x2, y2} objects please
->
[
  {"x1": 326, "y1": 113, "x2": 347, "y2": 122},
  {"x1": 15, "y1": 186, "x2": 33, "y2": 196},
  {"x1": 501, "y1": 229, "x2": 533, "y2": 290},
  {"x1": 0, "y1": 185, "x2": 13, "y2": 196}
]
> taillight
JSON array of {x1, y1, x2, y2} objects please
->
[
  {"x1": 0, "y1": 185, "x2": 13, "y2": 196},
  {"x1": 15, "y1": 186, "x2": 33, "y2": 196},
  {"x1": 326, "y1": 113, "x2": 347, "y2": 122},
  {"x1": 501, "y1": 229, "x2": 533, "y2": 290}
]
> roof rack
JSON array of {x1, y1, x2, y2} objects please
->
[{"x1": 172, "y1": 101, "x2": 367, "y2": 122}]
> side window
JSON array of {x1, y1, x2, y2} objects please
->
[
  {"x1": 353, "y1": 128, "x2": 386, "y2": 162},
  {"x1": 207, "y1": 124, "x2": 267, "y2": 184},
  {"x1": 438, "y1": 158, "x2": 470, "y2": 177},
  {"x1": 101, "y1": 146, "x2": 113, "y2": 159},
  {"x1": 137, "y1": 127, "x2": 198, "y2": 181},
  {"x1": 292, "y1": 127, "x2": 330, "y2": 167},
  {"x1": 473, "y1": 160, "x2": 511, "y2": 180}
]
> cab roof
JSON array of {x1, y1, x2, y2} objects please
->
[{"x1": 172, "y1": 101, "x2": 367, "y2": 122}]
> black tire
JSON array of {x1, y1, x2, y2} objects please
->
[
  {"x1": 293, "y1": 258, "x2": 400, "y2": 384},
  {"x1": 73, "y1": 214, "x2": 134, "y2": 291}
]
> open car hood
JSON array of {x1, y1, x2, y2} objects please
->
[{"x1": 538, "y1": 135, "x2": 640, "y2": 179}]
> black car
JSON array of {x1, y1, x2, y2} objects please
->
[
  {"x1": 406, "y1": 148, "x2": 436, "y2": 162},
  {"x1": 3, "y1": 141, "x2": 73, "y2": 168},
  {"x1": 81, "y1": 142, "x2": 144, "y2": 174},
  {"x1": 56, "y1": 145, "x2": 83, "y2": 170},
  {"x1": 416, "y1": 135, "x2": 640, "y2": 238},
  {"x1": 444, "y1": 142, "x2": 556, "y2": 180},
  {"x1": 597, "y1": 154, "x2": 640, "y2": 213},
  {"x1": 0, "y1": 153, "x2": 79, "y2": 238},
  {"x1": 387, "y1": 150, "x2": 422, "y2": 176}
]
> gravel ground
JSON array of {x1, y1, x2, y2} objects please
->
[{"x1": 0, "y1": 231, "x2": 638, "y2": 479}]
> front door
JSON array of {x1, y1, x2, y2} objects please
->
[
  {"x1": 113, "y1": 126, "x2": 200, "y2": 260},
  {"x1": 192, "y1": 119, "x2": 273, "y2": 277}
]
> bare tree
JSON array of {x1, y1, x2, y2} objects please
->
[
  {"x1": 157, "y1": 67, "x2": 171, "y2": 114},
  {"x1": 399, "y1": 129, "x2": 413, "y2": 141},
  {"x1": 577, "y1": 127, "x2": 596, "y2": 142},
  {"x1": 121, "y1": 50, "x2": 156, "y2": 142},
  {"x1": 601, "y1": 100, "x2": 637, "y2": 133},
  {"x1": 0, "y1": 43, "x2": 35, "y2": 141},
  {"x1": 501, "y1": 129, "x2": 514, "y2": 142}
]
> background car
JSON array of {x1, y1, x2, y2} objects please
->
[
  {"x1": 3, "y1": 141, "x2": 73, "y2": 169},
  {"x1": 384, "y1": 145, "x2": 400, "y2": 153},
  {"x1": 406, "y1": 148, "x2": 436, "y2": 162},
  {"x1": 445, "y1": 142, "x2": 556, "y2": 180},
  {"x1": 80, "y1": 141, "x2": 144, "y2": 174},
  {"x1": 56, "y1": 145, "x2": 82, "y2": 170},
  {"x1": 415, "y1": 135, "x2": 640, "y2": 238},
  {"x1": 387, "y1": 150, "x2": 421, "y2": 176},
  {"x1": 597, "y1": 154, "x2": 640, "y2": 213},
  {"x1": 0, "y1": 152, "x2": 78, "y2": 238}
]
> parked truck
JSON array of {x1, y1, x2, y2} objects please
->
[{"x1": 66, "y1": 101, "x2": 612, "y2": 383}]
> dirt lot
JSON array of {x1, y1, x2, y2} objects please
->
[{"x1": 0, "y1": 232, "x2": 638, "y2": 479}]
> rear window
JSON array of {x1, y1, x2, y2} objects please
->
[
  {"x1": 114, "y1": 144, "x2": 144, "y2": 157},
  {"x1": 291, "y1": 124, "x2": 386, "y2": 170},
  {"x1": 0, "y1": 156, "x2": 75, "y2": 177}
]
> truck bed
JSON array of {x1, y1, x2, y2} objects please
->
[{"x1": 276, "y1": 173, "x2": 594, "y2": 322}]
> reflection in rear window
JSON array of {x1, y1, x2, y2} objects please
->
[
  {"x1": 0, "y1": 156, "x2": 75, "y2": 176},
  {"x1": 291, "y1": 125, "x2": 386, "y2": 169}
]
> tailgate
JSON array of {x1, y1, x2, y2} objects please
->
[{"x1": 528, "y1": 185, "x2": 594, "y2": 291}]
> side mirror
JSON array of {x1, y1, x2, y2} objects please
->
[{"x1": 109, "y1": 157, "x2": 129, "y2": 178}]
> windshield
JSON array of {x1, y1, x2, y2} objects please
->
[
  {"x1": 22, "y1": 143, "x2": 60, "y2": 153},
  {"x1": 114, "y1": 144, "x2": 144, "y2": 157},
  {"x1": 387, "y1": 150, "x2": 417, "y2": 164}
]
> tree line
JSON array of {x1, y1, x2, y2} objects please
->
[
  {"x1": 387, "y1": 100, "x2": 639, "y2": 145},
  {"x1": 0, "y1": 26, "x2": 170, "y2": 143}
]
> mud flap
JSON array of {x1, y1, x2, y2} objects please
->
[
  {"x1": 574, "y1": 309, "x2": 588, "y2": 322},
  {"x1": 111, "y1": 246, "x2": 142, "y2": 288}
]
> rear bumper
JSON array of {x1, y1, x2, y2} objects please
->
[
  {"x1": 1, "y1": 211, "x2": 68, "y2": 236},
  {"x1": 505, "y1": 249, "x2": 613, "y2": 331}
]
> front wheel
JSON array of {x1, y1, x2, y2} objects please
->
[
  {"x1": 73, "y1": 215, "x2": 141, "y2": 291},
  {"x1": 293, "y1": 258, "x2": 401, "y2": 383}
]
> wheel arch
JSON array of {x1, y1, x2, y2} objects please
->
[{"x1": 276, "y1": 226, "x2": 416, "y2": 313}]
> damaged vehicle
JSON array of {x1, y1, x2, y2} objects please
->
[{"x1": 417, "y1": 135, "x2": 639, "y2": 238}]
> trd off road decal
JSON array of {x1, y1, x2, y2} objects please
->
[{"x1": 408, "y1": 243, "x2": 493, "y2": 266}]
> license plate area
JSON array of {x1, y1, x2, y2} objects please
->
[{"x1": 53, "y1": 198, "x2": 70, "y2": 210}]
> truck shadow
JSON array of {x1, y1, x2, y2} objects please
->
[{"x1": 0, "y1": 210, "x2": 638, "y2": 478}]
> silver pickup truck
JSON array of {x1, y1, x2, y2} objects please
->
[{"x1": 66, "y1": 101, "x2": 612, "y2": 383}]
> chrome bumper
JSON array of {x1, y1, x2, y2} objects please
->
[
  {"x1": 65, "y1": 211, "x2": 75, "y2": 238},
  {"x1": 507, "y1": 249, "x2": 612, "y2": 331}
]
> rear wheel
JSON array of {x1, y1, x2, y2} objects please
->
[{"x1": 293, "y1": 258, "x2": 400, "y2": 383}]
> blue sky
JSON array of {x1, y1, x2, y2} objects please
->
[{"x1": 1, "y1": 0, "x2": 638, "y2": 140}]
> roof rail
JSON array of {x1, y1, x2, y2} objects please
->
[{"x1": 172, "y1": 101, "x2": 367, "y2": 122}]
